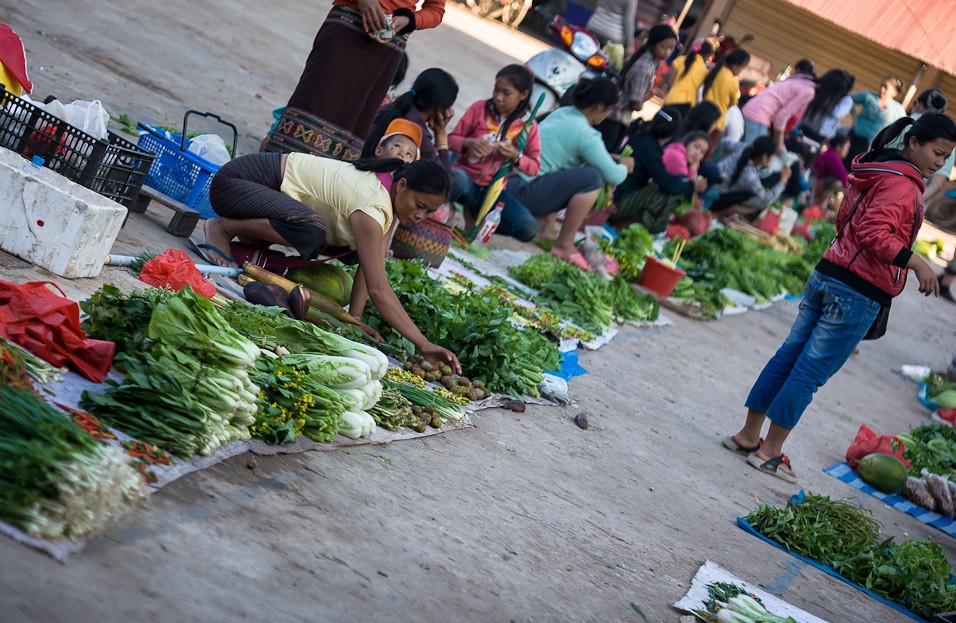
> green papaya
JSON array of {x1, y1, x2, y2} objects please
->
[{"x1": 284, "y1": 264, "x2": 353, "y2": 307}]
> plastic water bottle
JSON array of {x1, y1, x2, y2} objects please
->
[
  {"x1": 23, "y1": 155, "x2": 45, "y2": 175},
  {"x1": 474, "y1": 201, "x2": 504, "y2": 245}
]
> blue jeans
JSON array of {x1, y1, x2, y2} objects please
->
[
  {"x1": 450, "y1": 169, "x2": 538, "y2": 242},
  {"x1": 742, "y1": 118, "x2": 769, "y2": 145},
  {"x1": 746, "y1": 272, "x2": 881, "y2": 429}
]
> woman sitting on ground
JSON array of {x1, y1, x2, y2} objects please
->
[
  {"x1": 711, "y1": 136, "x2": 790, "y2": 219},
  {"x1": 506, "y1": 76, "x2": 634, "y2": 270},
  {"x1": 662, "y1": 131, "x2": 710, "y2": 180},
  {"x1": 609, "y1": 107, "x2": 707, "y2": 233},
  {"x1": 203, "y1": 153, "x2": 460, "y2": 370}
]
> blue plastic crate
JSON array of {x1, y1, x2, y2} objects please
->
[{"x1": 137, "y1": 123, "x2": 220, "y2": 219}]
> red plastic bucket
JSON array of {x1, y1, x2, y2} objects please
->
[{"x1": 637, "y1": 255, "x2": 685, "y2": 297}]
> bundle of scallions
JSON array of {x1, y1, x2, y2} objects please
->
[{"x1": 0, "y1": 384, "x2": 146, "y2": 540}]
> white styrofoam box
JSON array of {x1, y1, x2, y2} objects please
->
[{"x1": 0, "y1": 146, "x2": 126, "y2": 278}]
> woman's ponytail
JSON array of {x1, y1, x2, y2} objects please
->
[{"x1": 869, "y1": 117, "x2": 916, "y2": 154}]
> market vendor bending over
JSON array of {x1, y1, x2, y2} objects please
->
[{"x1": 203, "y1": 150, "x2": 460, "y2": 372}]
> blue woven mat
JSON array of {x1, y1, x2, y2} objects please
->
[
  {"x1": 823, "y1": 461, "x2": 956, "y2": 539},
  {"x1": 737, "y1": 491, "x2": 930, "y2": 623}
]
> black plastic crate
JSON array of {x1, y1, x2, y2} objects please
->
[{"x1": 0, "y1": 87, "x2": 155, "y2": 208}]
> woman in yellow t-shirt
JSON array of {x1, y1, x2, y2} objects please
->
[
  {"x1": 663, "y1": 41, "x2": 714, "y2": 116},
  {"x1": 205, "y1": 152, "x2": 460, "y2": 371},
  {"x1": 701, "y1": 48, "x2": 751, "y2": 133}
]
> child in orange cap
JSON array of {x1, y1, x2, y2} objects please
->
[{"x1": 375, "y1": 118, "x2": 422, "y2": 163}]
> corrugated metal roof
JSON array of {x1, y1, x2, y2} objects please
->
[{"x1": 781, "y1": 0, "x2": 956, "y2": 75}]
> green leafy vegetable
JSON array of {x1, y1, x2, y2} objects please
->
[
  {"x1": 365, "y1": 260, "x2": 560, "y2": 397},
  {"x1": 80, "y1": 284, "x2": 173, "y2": 354},
  {"x1": 0, "y1": 384, "x2": 147, "y2": 539},
  {"x1": 746, "y1": 492, "x2": 956, "y2": 619},
  {"x1": 900, "y1": 424, "x2": 956, "y2": 477}
]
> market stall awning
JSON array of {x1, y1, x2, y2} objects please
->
[{"x1": 781, "y1": 0, "x2": 956, "y2": 76}]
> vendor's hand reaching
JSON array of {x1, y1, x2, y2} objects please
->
[
  {"x1": 693, "y1": 177, "x2": 708, "y2": 192},
  {"x1": 421, "y1": 342, "x2": 462, "y2": 375},
  {"x1": 907, "y1": 255, "x2": 940, "y2": 296},
  {"x1": 353, "y1": 317, "x2": 383, "y2": 343},
  {"x1": 357, "y1": 0, "x2": 387, "y2": 34},
  {"x1": 496, "y1": 140, "x2": 519, "y2": 161}
]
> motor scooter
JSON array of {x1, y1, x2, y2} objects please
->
[{"x1": 525, "y1": 13, "x2": 614, "y2": 113}]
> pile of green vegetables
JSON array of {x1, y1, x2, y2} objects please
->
[
  {"x1": 600, "y1": 223, "x2": 656, "y2": 282},
  {"x1": 216, "y1": 301, "x2": 390, "y2": 442},
  {"x1": 508, "y1": 253, "x2": 659, "y2": 333},
  {"x1": 0, "y1": 383, "x2": 146, "y2": 540},
  {"x1": 362, "y1": 260, "x2": 561, "y2": 397},
  {"x1": 923, "y1": 372, "x2": 956, "y2": 409},
  {"x1": 662, "y1": 228, "x2": 812, "y2": 304},
  {"x1": 81, "y1": 287, "x2": 262, "y2": 457},
  {"x1": 900, "y1": 424, "x2": 956, "y2": 477},
  {"x1": 746, "y1": 492, "x2": 956, "y2": 619}
]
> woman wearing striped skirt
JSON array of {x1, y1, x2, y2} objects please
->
[{"x1": 204, "y1": 152, "x2": 460, "y2": 370}]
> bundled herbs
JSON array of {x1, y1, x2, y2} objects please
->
[
  {"x1": 900, "y1": 424, "x2": 956, "y2": 477},
  {"x1": 602, "y1": 223, "x2": 656, "y2": 281},
  {"x1": 383, "y1": 379, "x2": 466, "y2": 425},
  {"x1": 746, "y1": 492, "x2": 956, "y2": 619},
  {"x1": 447, "y1": 273, "x2": 596, "y2": 343},
  {"x1": 80, "y1": 284, "x2": 174, "y2": 354},
  {"x1": 0, "y1": 384, "x2": 146, "y2": 540},
  {"x1": 364, "y1": 260, "x2": 560, "y2": 397},
  {"x1": 508, "y1": 254, "x2": 659, "y2": 333},
  {"x1": 663, "y1": 229, "x2": 811, "y2": 304},
  {"x1": 81, "y1": 288, "x2": 261, "y2": 457},
  {"x1": 1, "y1": 339, "x2": 66, "y2": 386},
  {"x1": 669, "y1": 277, "x2": 731, "y2": 319}
]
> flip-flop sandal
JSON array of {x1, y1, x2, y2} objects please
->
[
  {"x1": 747, "y1": 453, "x2": 797, "y2": 484},
  {"x1": 551, "y1": 248, "x2": 591, "y2": 271},
  {"x1": 722, "y1": 435, "x2": 761, "y2": 456},
  {"x1": 187, "y1": 239, "x2": 235, "y2": 265}
]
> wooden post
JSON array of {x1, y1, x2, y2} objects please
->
[{"x1": 690, "y1": 0, "x2": 736, "y2": 42}]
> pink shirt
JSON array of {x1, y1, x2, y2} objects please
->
[
  {"x1": 662, "y1": 142, "x2": 691, "y2": 178},
  {"x1": 449, "y1": 99, "x2": 541, "y2": 187},
  {"x1": 741, "y1": 74, "x2": 816, "y2": 131}
]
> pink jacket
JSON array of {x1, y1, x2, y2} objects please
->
[
  {"x1": 662, "y1": 142, "x2": 694, "y2": 178},
  {"x1": 741, "y1": 74, "x2": 816, "y2": 131},
  {"x1": 449, "y1": 100, "x2": 541, "y2": 186}
]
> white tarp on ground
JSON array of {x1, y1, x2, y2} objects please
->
[{"x1": 673, "y1": 560, "x2": 831, "y2": 623}]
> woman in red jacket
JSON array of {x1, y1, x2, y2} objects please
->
[{"x1": 723, "y1": 113, "x2": 956, "y2": 483}]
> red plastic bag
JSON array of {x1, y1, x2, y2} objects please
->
[
  {"x1": 755, "y1": 209, "x2": 781, "y2": 235},
  {"x1": 0, "y1": 279, "x2": 115, "y2": 382},
  {"x1": 845, "y1": 424, "x2": 910, "y2": 469},
  {"x1": 665, "y1": 223, "x2": 691, "y2": 241},
  {"x1": 139, "y1": 248, "x2": 217, "y2": 299},
  {"x1": 677, "y1": 209, "x2": 712, "y2": 237}
]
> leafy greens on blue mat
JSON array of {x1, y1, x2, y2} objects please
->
[{"x1": 746, "y1": 492, "x2": 956, "y2": 619}]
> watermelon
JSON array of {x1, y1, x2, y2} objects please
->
[
  {"x1": 284, "y1": 265, "x2": 353, "y2": 307},
  {"x1": 858, "y1": 453, "x2": 908, "y2": 494}
]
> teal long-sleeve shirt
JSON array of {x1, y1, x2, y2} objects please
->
[
  {"x1": 850, "y1": 91, "x2": 906, "y2": 144},
  {"x1": 520, "y1": 106, "x2": 628, "y2": 185}
]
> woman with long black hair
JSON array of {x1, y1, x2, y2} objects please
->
[
  {"x1": 362, "y1": 67, "x2": 459, "y2": 171},
  {"x1": 664, "y1": 41, "x2": 715, "y2": 116},
  {"x1": 798, "y1": 69, "x2": 855, "y2": 148},
  {"x1": 724, "y1": 113, "x2": 956, "y2": 483},
  {"x1": 204, "y1": 153, "x2": 460, "y2": 370}
]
